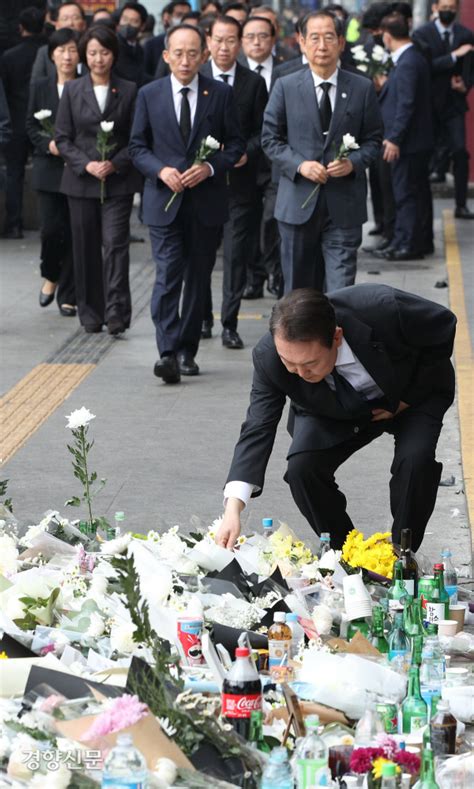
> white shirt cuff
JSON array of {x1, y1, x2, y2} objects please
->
[
  {"x1": 205, "y1": 162, "x2": 214, "y2": 177},
  {"x1": 223, "y1": 481, "x2": 258, "y2": 507},
  {"x1": 451, "y1": 53, "x2": 457, "y2": 62}
]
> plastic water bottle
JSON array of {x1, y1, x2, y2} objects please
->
[
  {"x1": 317, "y1": 532, "x2": 331, "y2": 559},
  {"x1": 261, "y1": 746, "x2": 294, "y2": 789},
  {"x1": 441, "y1": 548, "x2": 458, "y2": 603},
  {"x1": 262, "y1": 518, "x2": 273, "y2": 538},
  {"x1": 381, "y1": 762, "x2": 397, "y2": 788},
  {"x1": 102, "y1": 733, "x2": 147, "y2": 788},
  {"x1": 293, "y1": 714, "x2": 328, "y2": 788},
  {"x1": 286, "y1": 613, "x2": 305, "y2": 658},
  {"x1": 107, "y1": 511, "x2": 124, "y2": 540}
]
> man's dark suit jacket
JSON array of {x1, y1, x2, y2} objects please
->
[
  {"x1": 200, "y1": 60, "x2": 268, "y2": 197},
  {"x1": 270, "y1": 55, "x2": 306, "y2": 89},
  {"x1": 128, "y1": 73, "x2": 245, "y2": 227},
  {"x1": 0, "y1": 78, "x2": 11, "y2": 146},
  {"x1": 412, "y1": 20, "x2": 474, "y2": 119},
  {"x1": 114, "y1": 37, "x2": 151, "y2": 87},
  {"x1": 143, "y1": 32, "x2": 166, "y2": 76},
  {"x1": 26, "y1": 76, "x2": 66, "y2": 192},
  {"x1": 55, "y1": 73, "x2": 143, "y2": 199},
  {"x1": 226, "y1": 284, "x2": 456, "y2": 495},
  {"x1": 0, "y1": 35, "x2": 43, "y2": 131},
  {"x1": 378, "y1": 44, "x2": 434, "y2": 154}
]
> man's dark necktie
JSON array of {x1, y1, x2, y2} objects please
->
[
  {"x1": 331, "y1": 367, "x2": 371, "y2": 418},
  {"x1": 255, "y1": 64, "x2": 264, "y2": 74},
  {"x1": 443, "y1": 30, "x2": 451, "y2": 53},
  {"x1": 319, "y1": 82, "x2": 332, "y2": 135},
  {"x1": 179, "y1": 86, "x2": 191, "y2": 145},
  {"x1": 219, "y1": 73, "x2": 230, "y2": 83}
]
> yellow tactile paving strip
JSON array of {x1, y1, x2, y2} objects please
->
[
  {"x1": 1, "y1": 363, "x2": 96, "y2": 464},
  {"x1": 444, "y1": 210, "x2": 474, "y2": 539}
]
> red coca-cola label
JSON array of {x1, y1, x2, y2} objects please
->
[{"x1": 222, "y1": 693, "x2": 262, "y2": 718}]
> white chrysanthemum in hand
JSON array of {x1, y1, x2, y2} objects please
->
[
  {"x1": 204, "y1": 135, "x2": 220, "y2": 150},
  {"x1": 65, "y1": 407, "x2": 96, "y2": 430},
  {"x1": 372, "y1": 45, "x2": 386, "y2": 62},
  {"x1": 342, "y1": 133, "x2": 360, "y2": 150},
  {"x1": 34, "y1": 109, "x2": 52, "y2": 121},
  {"x1": 100, "y1": 121, "x2": 114, "y2": 133}
]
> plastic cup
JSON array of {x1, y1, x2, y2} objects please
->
[
  {"x1": 437, "y1": 619, "x2": 457, "y2": 636},
  {"x1": 448, "y1": 604, "x2": 465, "y2": 633}
]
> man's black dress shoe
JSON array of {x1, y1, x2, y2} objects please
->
[
  {"x1": 84, "y1": 324, "x2": 102, "y2": 333},
  {"x1": 177, "y1": 351, "x2": 199, "y2": 376},
  {"x1": 266, "y1": 274, "x2": 283, "y2": 298},
  {"x1": 222, "y1": 328, "x2": 244, "y2": 349},
  {"x1": 59, "y1": 304, "x2": 77, "y2": 317},
  {"x1": 363, "y1": 237, "x2": 393, "y2": 254},
  {"x1": 368, "y1": 223, "x2": 383, "y2": 236},
  {"x1": 454, "y1": 206, "x2": 474, "y2": 219},
  {"x1": 371, "y1": 245, "x2": 398, "y2": 259},
  {"x1": 39, "y1": 289, "x2": 55, "y2": 307},
  {"x1": 384, "y1": 248, "x2": 424, "y2": 261},
  {"x1": 201, "y1": 320, "x2": 213, "y2": 339},
  {"x1": 154, "y1": 355, "x2": 180, "y2": 384},
  {"x1": 242, "y1": 284, "x2": 264, "y2": 299},
  {"x1": 107, "y1": 318, "x2": 126, "y2": 335},
  {"x1": 429, "y1": 173, "x2": 446, "y2": 184}
]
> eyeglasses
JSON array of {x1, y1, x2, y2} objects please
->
[
  {"x1": 306, "y1": 33, "x2": 339, "y2": 44},
  {"x1": 243, "y1": 33, "x2": 271, "y2": 42}
]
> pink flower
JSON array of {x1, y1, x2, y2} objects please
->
[
  {"x1": 40, "y1": 643, "x2": 55, "y2": 655},
  {"x1": 76, "y1": 544, "x2": 96, "y2": 573},
  {"x1": 395, "y1": 750, "x2": 421, "y2": 775},
  {"x1": 81, "y1": 694, "x2": 148, "y2": 741},
  {"x1": 39, "y1": 694, "x2": 66, "y2": 713},
  {"x1": 376, "y1": 734, "x2": 398, "y2": 760},
  {"x1": 350, "y1": 747, "x2": 384, "y2": 774}
]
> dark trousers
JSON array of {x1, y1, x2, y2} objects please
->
[
  {"x1": 37, "y1": 191, "x2": 75, "y2": 306},
  {"x1": 391, "y1": 151, "x2": 433, "y2": 254},
  {"x1": 286, "y1": 408, "x2": 444, "y2": 552},
  {"x1": 245, "y1": 174, "x2": 281, "y2": 289},
  {"x1": 377, "y1": 156, "x2": 396, "y2": 241},
  {"x1": 369, "y1": 159, "x2": 383, "y2": 229},
  {"x1": 149, "y1": 195, "x2": 220, "y2": 357},
  {"x1": 3, "y1": 133, "x2": 29, "y2": 231},
  {"x1": 433, "y1": 113, "x2": 469, "y2": 208},
  {"x1": 68, "y1": 195, "x2": 133, "y2": 329},
  {"x1": 221, "y1": 194, "x2": 260, "y2": 330},
  {"x1": 278, "y1": 190, "x2": 361, "y2": 294}
]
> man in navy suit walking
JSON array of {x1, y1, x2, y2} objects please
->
[
  {"x1": 129, "y1": 24, "x2": 244, "y2": 383},
  {"x1": 376, "y1": 12, "x2": 434, "y2": 260}
]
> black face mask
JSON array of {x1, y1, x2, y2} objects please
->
[
  {"x1": 438, "y1": 10, "x2": 456, "y2": 25},
  {"x1": 118, "y1": 24, "x2": 139, "y2": 42},
  {"x1": 373, "y1": 34, "x2": 384, "y2": 46}
]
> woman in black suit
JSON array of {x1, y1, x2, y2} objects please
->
[
  {"x1": 26, "y1": 28, "x2": 79, "y2": 317},
  {"x1": 55, "y1": 25, "x2": 142, "y2": 334}
]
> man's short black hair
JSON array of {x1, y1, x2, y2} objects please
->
[
  {"x1": 300, "y1": 10, "x2": 344, "y2": 38},
  {"x1": 202, "y1": 0, "x2": 223, "y2": 11},
  {"x1": 324, "y1": 3, "x2": 349, "y2": 21},
  {"x1": 381, "y1": 12, "x2": 410, "y2": 39},
  {"x1": 119, "y1": 2, "x2": 148, "y2": 26},
  {"x1": 170, "y1": 0, "x2": 192, "y2": 10},
  {"x1": 222, "y1": 2, "x2": 248, "y2": 15},
  {"x1": 361, "y1": 2, "x2": 392, "y2": 30},
  {"x1": 242, "y1": 15, "x2": 275, "y2": 36},
  {"x1": 209, "y1": 14, "x2": 243, "y2": 38},
  {"x1": 182, "y1": 10, "x2": 202, "y2": 22},
  {"x1": 269, "y1": 290, "x2": 337, "y2": 348},
  {"x1": 19, "y1": 6, "x2": 45, "y2": 35},
  {"x1": 389, "y1": 2, "x2": 413, "y2": 19},
  {"x1": 51, "y1": 2, "x2": 86, "y2": 23},
  {"x1": 47, "y1": 27, "x2": 80, "y2": 59},
  {"x1": 78, "y1": 24, "x2": 119, "y2": 64},
  {"x1": 165, "y1": 22, "x2": 207, "y2": 49}
]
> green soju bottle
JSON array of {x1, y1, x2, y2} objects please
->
[
  {"x1": 400, "y1": 528, "x2": 418, "y2": 597},
  {"x1": 401, "y1": 665, "x2": 428, "y2": 734},
  {"x1": 416, "y1": 743, "x2": 440, "y2": 788},
  {"x1": 249, "y1": 710, "x2": 270, "y2": 753},
  {"x1": 369, "y1": 605, "x2": 389, "y2": 654},
  {"x1": 388, "y1": 610, "x2": 410, "y2": 663},
  {"x1": 388, "y1": 560, "x2": 412, "y2": 613},
  {"x1": 411, "y1": 634, "x2": 423, "y2": 667},
  {"x1": 347, "y1": 617, "x2": 371, "y2": 641},
  {"x1": 404, "y1": 597, "x2": 428, "y2": 640}
]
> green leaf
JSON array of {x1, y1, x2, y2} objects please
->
[{"x1": 65, "y1": 496, "x2": 81, "y2": 507}]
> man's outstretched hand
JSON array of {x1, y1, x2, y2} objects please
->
[{"x1": 215, "y1": 496, "x2": 244, "y2": 550}]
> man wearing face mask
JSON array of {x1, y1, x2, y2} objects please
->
[
  {"x1": 413, "y1": 0, "x2": 474, "y2": 219},
  {"x1": 143, "y1": 0, "x2": 191, "y2": 76},
  {"x1": 114, "y1": 2, "x2": 151, "y2": 86}
]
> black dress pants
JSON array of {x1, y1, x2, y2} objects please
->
[
  {"x1": 433, "y1": 113, "x2": 469, "y2": 208},
  {"x1": 68, "y1": 194, "x2": 133, "y2": 329},
  {"x1": 38, "y1": 190, "x2": 75, "y2": 306},
  {"x1": 221, "y1": 194, "x2": 260, "y2": 331},
  {"x1": 245, "y1": 174, "x2": 282, "y2": 289},
  {"x1": 285, "y1": 408, "x2": 444, "y2": 553},
  {"x1": 3, "y1": 133, "x2": 29, "y2": 232},
  {"x1": 391, "y1": 151, "x2": 433, "y2": 254}
]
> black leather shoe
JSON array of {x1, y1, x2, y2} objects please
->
[
  {"x1": 385, "y1": 248, "x2": 424, "y2": 261},
  {"x1": 39, "y1": 289, "x2": 55, "y2": 307},
  {"x1": 429, "y1": 173, "x2": 446, "y2": 184},
  {"x1": 177, "y1": 351, "x2": 199, "y2": 376},
  {"x1": 107, "y1": 318, "x2": 126, "y2": 335},
  {"x1": 371, "y1": 245, "x2": 398, "y2": 259},
  {"x1": 368, "y1": 223, "x2": 383, "y2": 236},
  {"x1": 242, "y1": 284, "x2": 264, "y2": 299},
  {"x1": 154, "y1": 355, "x2": 180, "y2": 384},
  {"x1": 84, "y1": 324, "x2": 102, "y2": 333},
  {"x1": 201, "y1": 320, "x2": 213, "y2": 339},
  {"x1": 267, "y1": 273, "x2": 283, "y2": 298},
  {"x1": 222, "y1": 328, "x2": 244, "y2": 349},
  {"x1": 363, "y1": 237, "x2": 393, "y2": 253},
  {"x1": 59, "y1": 304, "x2": 77, "y2": 317},
  {"x1": 454, "y1": 206, "x2": 474, "y2": 219}
]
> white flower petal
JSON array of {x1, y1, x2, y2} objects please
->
[
  {"x1": 100, "y1": 121, "x2": 114, "y2": 133},
  {"x1": 33, "y1": 109, "x2": 52, "y2": 120},
  {"x1": 65, "y1": 407, "x2": 96, "y2": 430}
]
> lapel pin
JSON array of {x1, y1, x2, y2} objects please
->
[
  {"x1": 203, "y1": 90, "x2": 209, "y2": 95},
  {"x1": 342, "y1": 92, "x2": 347, "y2": 98},
  {"x1": 112, "y1": 87, "x2": 117, "y2": 94}
]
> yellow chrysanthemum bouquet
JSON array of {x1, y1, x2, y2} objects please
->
[
  {"x1": 261, "y1": 522, "x2": 315, "y2": 576},
  {"x1": 342, "y1": 529, "x2": 397, "y2": 579}
]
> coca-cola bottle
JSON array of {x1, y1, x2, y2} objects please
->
[{"x1": 221, "y1": 647, "x2": 262, "y2": 740}]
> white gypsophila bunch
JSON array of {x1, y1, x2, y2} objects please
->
[
  {"x1": 0, "y1": 532, "x2": 19, "y2": 576},
  {"x1": 252, "y1": 590, "x2": 282, "y2": 609},
  {"x1": 205, "y1": 593, "x2": 263, "y2": 630}
]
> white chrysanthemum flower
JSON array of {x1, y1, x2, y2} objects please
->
[
  {"x1": 90, "y1": 572, "x2": 108, "y2": 596},
  {"x1": 342, "y1": 133, "x2": 360, "y2": 150},
  {"x1": 100, "y1": 121, "x2": 114, "y2": 133},
  {"x1": 372, "y1": 45, "x2": 386, "y2": 62},
  {"x1": 205, "y1": 135, "x2": 220, "y2": 150},
  {"x1": 357, "y1": 64, "x2": 368, "y2": 72},
  {"x1": 318, "y1": 548, "x2": 342, "y2": 571},
  {"x1": 352, "y1": 49, "x2": 369, "y2": 62},
  {"x1": 0, "y1": 533, "x2": 19, "y2": 576},
  {"x1": 30, "y1": 764, "x2": 72, "y2": 789},
  {"x1": 65, "y1": 407, "x2": 96, "y2": 430},
  {"x1": 87, "y1": 611, "x2": 106, "y2": 638},
  {"x1": 34, "y1": 109, "x2": 52, "y2": 121},
  {"x1": 110, "y1": 622, "x2": 136, "y2": 653},
  {"x1": 100, "y1": 532, "x2": 131, "y2": 555}
]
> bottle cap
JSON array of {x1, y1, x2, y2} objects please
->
[
  {"x1": 433, "y1": 563, "x2": 444, "y2": 571},
  {"x1": 320, "y1": 532, "x2": 330, "y2": 541},
  {"x1": 262, "y1": 518, "x2": 273, "y2": 527},
  {"x1": 305, "y1": 714, "x2": 320, "y2": 728},
  {"x1": 116, "y1": 733, "x2": 133, "y2": 747},
  {"x1": 273, "y1": 611, "x2": 286, "y2": 623},
  {"x1": 235, "y1": 647, "x2": 250, "y2": 657},
  {"x1": 381, "y1": 763, "x2": 397, "y2": 777},
  {"x1": 114, "y1": 511, "x2": 125, "y2": 521},
  {"x1": 286, "y1": 613, "x2": 298, "y2": 622}
]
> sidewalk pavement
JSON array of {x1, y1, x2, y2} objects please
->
[{"x1": 1, "y1": 197, "x2": 472, "y2": 577}]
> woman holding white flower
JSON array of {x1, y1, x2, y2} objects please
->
[
  {"x1": 55, "y1": 25, "x2": 142, "y2": 335},
  {"x1": 26, "y1": 28, "x2": 80, "y2": 318}
]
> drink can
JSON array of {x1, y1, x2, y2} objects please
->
[
  {"x1": 177, "y1": 617, "x2": 204, "y2": 665},
  {"x1": 418, "y1": 576, "x2": 436, "y2": 624},
  {"x1": 376, "y1": 702, "x2": 398, "y2": 734}
]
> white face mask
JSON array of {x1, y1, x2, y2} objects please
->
[{"x1": 170, "y1": 16, "x2": 183, "y2": 27}]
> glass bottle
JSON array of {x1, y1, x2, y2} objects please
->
[
  {"x1": 248, "y1": 710, "x2": 271, "y2": 753},
  {"x1": 423, "y1": 564, "x2": 450, "y2": 626},
  {"x1": 404, "y1": 597, "x2": 427, "y2": 640},
  {"x1": 430, "y1": 700, "x2": 457, "y2": 756},
  {"x1": 369, "y1": 604, "x2": 389, "y2": 653},
  {"x1": 401, "y1": 665, "x2": 428, "y2": 734},
  {"x1": 414, "y1": 745, "x2": 440, "y2": 789},
  {"x1": 347, "y1": 617, "x2": 371, "y2": 641},
  {"x1": 400, "y1": 529, "x2": 418, "y2": 597},
  {"x1": 354, "y1": 692, "x2": 385, "y2": 745},
  {"x1": 441, "y1": 548, "x2": 458, "y2": 604},
  {"x1": 411, "y1": 634, "x2": 423, "y2": 667},
  {"x1": 388, "y1": 560, "x2": 412, "y2": 612},
  {"x1": 317, "y1": 532, "x2": 331, "y2": 558},
  {"x1": 294, "y1": 714, "x2": 328, "y2": 788},
  {"x1": 388, "y1": 611, "x2": 410, "y2": 663}
]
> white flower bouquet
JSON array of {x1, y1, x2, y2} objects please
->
[{"x1": 351, "y1": 44, "x2": 392, "y2": 78}]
